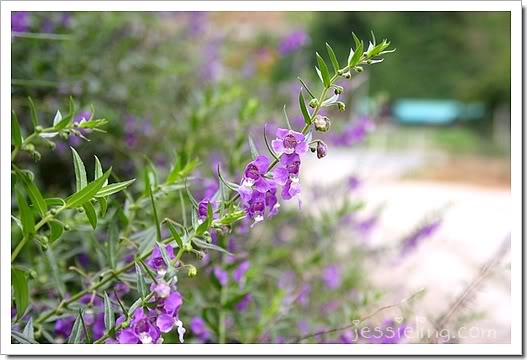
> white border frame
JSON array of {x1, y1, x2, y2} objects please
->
[{"x1": 1, "y1": 1, "x2": 522, "y2": 356}]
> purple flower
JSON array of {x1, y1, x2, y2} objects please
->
[
  {"x1": 146, "y1": 244, "x2": 175, "y2": 275},
  {"x1": 297, "y1": 283, "x2": 311, "y2": 306},
  {"x1": 12, "y1": 12, "x2": 29, "y2": 33},
  {"x1": 118, "y1": 308, "x2": 161, "y2": 344},
  {"x1": 213, "y1": 266, "x2": 228, "y2": 286},
  {"x1": 401, "y1": 220, "x2": 441, "y2": 256},
  {"x1": 198, "y1": 199, "x2": 211, "y2": 221},
  {"x1": 322, "y1": 265, "x2": 342, "y2": 289},
  {"x1": 238, "y1": 155, "x2": 273, "y2": 202},
  {"x1": 271, "y1": 128, "x2": 308, "y2": 157},
  {"x1": 54, "y1": 316, "x2": 75, "y2": 338},
  {"x1": 233, "y1": 261, "x2": 250, "y2": 286},
  {"x1": 190, "y1": 317, "x2": 210, "y2": 342},
  {"x1": 235, "y1": 293, "x2": 253, "y2": 312},
  {"x1": 150, "y1": 281, "x2": 172, "y2": 299},
  {"x1": 279, "y1": 30, "x2": 310, "y2": 55},
  {"x1": 273, "y1": 153, "x2": 301, "y2": 186}
]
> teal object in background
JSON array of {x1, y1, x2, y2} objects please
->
[{"x1": 393, "y1": 99, "x2": 485, "y2": 125}]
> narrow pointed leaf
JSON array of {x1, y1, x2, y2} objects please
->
[
  {"x1": 325, "y1": 43, "x2": 340, "y2": 74},
  {"x1": 297, "y1": 77, "x2": 315, "y2": 99},
  {"x1": 12, "y1": 269, "x2": 29, "y2": 321},
  {"x1": 94, "y1": 155, "x2": 108, "y2": 186},
  {"x1": 148, "y1": 184, "x2": 162, "y2": 243},
  {"x1": 316, "y1": 52, "x2": 331, "y2": 88},
  {"x1": 12, "y1": 331, "x2": 38, "y2": 344},
  {"x1": 94, "y1": 179, "x2": 135, "y2": 198},
  {"x1": 65, "y1": 168, "x2": 111, "y2": 208},
  {"x1": 71, "y1": 147, "x2": 87, "y2": 192},
  {"x1": 107, "y1": 218, "x2": 119, "y2": 269},
  {"x1": 48, "y1": 220, "x2": 64, "y2": 243},
  {"x1": 18, "y1": 171, "x2": 47, "y2": 217},
  {"x1": 68, "y1": 311, "x2": 85, "y2": 344},
  {"x1": 135, "y1": 262, "x2": 148, "y2": 300},
  {"x1": 12, "y1": 111, "x2": 22, "y2": 148},
  {"x1": 82, "y1": 201, "x2": 98, "y2": 229},
  {"x1": 263, "y1": 124, "x2": 279, "y2": 161},
  {"x1": 46, "y1": 246, "x2": 66, "y2": 297},
  {"x1": 103, "y1": 292, "x2": 114, "y2": 331},
  {"x1": 28, "y1": 97, "x2": 39, "y2": 130},
  {"x1": 166, "y1": 221, "x2": 183, "y2": 249},
  {"x1": 16, "y1": 187, "x2": 35, "y2": 238},
  {"x1": 248, "y1": 133, "x2": 259, "y2": 160},
  {"x1": 299, "y1": 90, "x2": 311, "y2": 125},
  {"x1": 53, "y1": 110, "x2": 63, "y2": 126},
  {"x1": 97, "y1": 197, "x2": 108, "y2": 217},
  {"x1": 23, "y1": 317, "x2": 34, "y2": 339}
]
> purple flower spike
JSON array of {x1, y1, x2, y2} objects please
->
[
  {"x1": 190, "y1": 317, "x2": 210, "y2": 342},
  {"x1": 146, "y1": 244, "x2": 175, "y2": 275},
  {"x1": 233, "y1": 261, "x2": 250, "y2": 286},
  {"x1": 238, "y1": 155, "x2": 273, "y2": 202},
  {"x1": 322, "y1": 265, "x2": 342, "y2": 289},
  {"x1": 272, "y1": 128, "x2": 308, "y2": 157},
  {"x1": 235, "y1": 293, "x2": 253, "y2": 312},
  {"x1": 213, "y1": 266, "x2": 229, "y2": 286}
]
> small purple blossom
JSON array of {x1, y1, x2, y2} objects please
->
[
  {"x1": 54, "y1": 316, "x2": 75, "y2": 339},
  {"x1": 235, "y1": 293, "x2": 253, "y2": 312},
  {"x1": 12, "y1": 12, "x2": 30, "y2": 33},
  {"x1": 322, "y1": 265, "x2": 342, "y2": 289},
  {"x1": 271, "y1": 128, "x2": 308, "y2": 157},
  {"x1": 238, "y1": 155, "x2": 273, "y2": 202},
  {"x1": 401, "y1": 220, "x2": 441, "y2": 256},
  {"x1": 190, "y1": 317, "x2": 210, "y2": 342},
  {"x1": 233, "y1": 260, "x2": 250, "y2": 286},
  {"x1": 279, "y1": 30, "x2": 310, "y2": 55},
  {"x1": 147, "y1": 244, "x2": 175, "y2": 275},
  {"x1": 213, "y1": 266, "x2": 228, "y2": 287}
]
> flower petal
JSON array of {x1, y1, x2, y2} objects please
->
[
  {"x1": 272, "y1": 139, "x2": 284, "y2": 154},
  {"x1": 272, "y1": 167, "x2": 289, "y2": 186},
  {"x1": 253, "y1": 155, "x2": 270, "y2": 173},
  {"x1": 118, "y1": 329, "x2": 139, "y2": 344},
  {"x1": 276, "y1": 128, "x2": 289, "y2": 139},
  {"x1": 156, "y1": 313, "x2": 176, "y2": 333},
  {"x1": 254, "y1": 178, "x2": 271, "y2": 193},
  {"x1": 295, "y1": 141, "x2": 309, "y2": 156}
]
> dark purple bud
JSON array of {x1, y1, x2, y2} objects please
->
[{"x1": 316, "y1": 141, "x2": 328, "y2": 159}]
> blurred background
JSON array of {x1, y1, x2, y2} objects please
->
[{"x1": 11, "y1": 11, "x2": 511, "y2": 344}]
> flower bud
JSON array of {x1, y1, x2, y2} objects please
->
[
  {"x1": 64, "y1": 224, "x2": 71, "y2": 231},
  {"x1": 308, "y1": 98, "x2": 319, "y2": 108},
  {"x1": 355, "y1": 66, "x2": 364, "y2": 73},
  {"x1": 187, "y1": 265, "x2": 197, "y2": 277},
  {"x1": 35, "y1": 125, "x2": 43, "y2": 134},
  {"x1": 342, "y1": 71, "x2": 351, "y2": 79},
  {"x1": 334, "y1": 86, "x2": 344, "y2": 95},
  {"x1": 337, "y1": 69, "x2": 345, "y2": 76},
  {"x1": 46, "y1": 140, "x2": 56, "y2": 151},
  {"x1": 49, "y1": 208, "x2": 57, "y2": 216},
  {"x1": 316, "y1": 141, "x2": 328, "y2": 159},
  {"x1": 337, "y1": 102, "x2": 346, "y2": 112},
  {"x1": 183, "y1": 242, "x2": 193, "y2": 253},
  {"x1": 313, "y1": 116, "x2": 331, "y2": 133},
  {"x1": 60, "y1": 132, "x2": 69, "y2": 140},
  {"x1": 31, "y1": 151, "x2": 41, "y2": 162},
  {"x1": 77, "y1": 207, "x2": 85, "y2": 213},
  {"x1": 72, "y1": 129, "x2": 81, "y2": 137}
]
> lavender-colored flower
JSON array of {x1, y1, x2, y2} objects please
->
[
  {"x1": 150, "y1": 281, "x2": 172, "y2": 299},
  {"x1": 147, "y1": 244, "x2": 175, "y2": 275},
  {"x1": 322, "y1": 265, "x2": 342, "y2": 290},
  {"x1": 271, "y1": 128, "x2": 308, "y2": 157},
  {"x1": 297, "y1": 283, "x2": 311, "y2": 306},
  {"x1": 316, "y1": 141, "x2": 328, "y2": 159},
  {"x1": 118, "y1": 308, "x2": 161, "y2": 344},
  {"x1": 401, "y1": 220, "x2": 441, "y2": 256},
  {"x1": 213, "y1": 266, "x2": 228, "y2": 287},
  {"x1": 235, "y1": 293, "x2": 253, "y2": 312},
  {"x1": 233, "y1": 261, "x2": 250, "y2": 286},
  {"x1": 190, "y1": 317, "x2": 210, "y2": 342},
  {"x1": 273, "y1": 153, "x2": 301, "y2": 186},
  {"x1": 238, "y1": 155, "x2": 273, "y2": 202},
  {"x1": 279, "y1": 30, "x2": 310, "y2": 55},
  {"x1": 198, "y1": 199, "x2": 212, "y2": 221},
  {"x1": 12, "y1": 12, "x2": 29, "y2": 33},
  {"x1": 55, "y1": 316, "x2": 75, "y2": 338}
]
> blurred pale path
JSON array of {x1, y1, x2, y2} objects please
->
[{"x1": 302, "y1": 149, "x2": 511, "y2": 344}]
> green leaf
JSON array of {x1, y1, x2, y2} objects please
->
[
  {"x1": 135, "y1": 262, "x2": 148, "y2": 300},
  {"x1": 326, "y1": 43, "x2": 340, "y2": 74},
  {"x1": 352, "y1": 32, "x2": 361, "y2": 50},
  {"x1": 17, "y1": 170, "x2": 47, "y2": 217},
  {"x1": 282, "y1": 105, "x2": 292, "y2": 130},
  {"x1": 11, "y1": 111, "x2": 22, "y2": 148},
  {"x1": 248, "y1": 133, "x2": 259, "y2": 160},
  {"x1": 103, "y1": 292, "x2": 114, "y2": 332},
  {"x1": 349, "y1": 35, "x2": 364, "y2": 68},
  {"x1": 52, "y1": 110, "x2": 62, "y2": 126},
  {"x1": 94, "y1": 155, "x2": 108, "y2": 186},
  {"x1": 97, "y1": 197, "x2": 108, "y2": 217},
  {"x1": 316, "y1": 52, "x2": 331, "y2": 88},
  {"x1": 68, "y1": 311, "x2": 85, "y2": 344},
  {"x1": 299, "y1": 90, "x2": 311, "y2": 125},
  {"x1": 28, "y1": 97, "x2": 39, "y2": 130},
  {"x1": 12, "y1": 331, "x2": 39, "y2": 344},
  {"x1": 48, "y1": 220, "x2": 64, "y2": 243},
  {"x1": 82, "y1": 201, "x2": 98, "y2": 229},
  {"x1": 107, "y1": 218, "x2": 119, "y2": 269},
  {"x1": 23, "y1": 317, "x2": 34, "y2": 339},
  {"x1": 65, "y1": 168, "x2": 112, "y2": 208},
  {"x1": 94, "y1": 179, "x2": 135, "y2": 198},
  {"x1": 217, "y1": 209, "x2": 246, "y2": 225},
  {"x1": 192, "y1": 238, "x2": 233, "y2": 256},
  {"x1": 53, "y1": 111, "x2": 74, "y2": 131},
  {"x1": 166, "y1": 221, "x2": 183, "y2": 249},
  {"x1": 196, "y1": 202, "x2": 212, "y2": 235},
  {"x1": 12, "y1": 269, "x2": 29, "y2": 321},
  {"x1": 217, "y1": 164, "x2": 239, "y2": 191},
  {"x1": 297, "y1": 77, "x2": 316, "y2": 99},
  {"x1": 148, "y1": 184, "x2": 162, "y2": 243},
  {"x1": 45, "y1": 197, "x2": 65, "y2": 207},
  {"x1": 16, "y1": 187, "x2": 35, "y2": 238},
  {"x1": 45, "y1": 246, "x2": 65, "y2": 297},
  {"x1": 71, "y1": 147, "x2": 87, "y2": 192},
  {"x1": 78, "y1": 118, "x2": 108, "y2": 129}
]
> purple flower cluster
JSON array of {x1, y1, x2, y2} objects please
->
[
  {"x1": 238, "y1": 128, "x2": 309, "y2": 226},
  {"x1": 329, "y1": 117, "x2": 375, "y2": 147},
  {"x1": 11, "y1": 12, "x2": 30, "y2": 33},
  {"x1": 190, "y1": 317, "x2": 211, "y2": 342},
  {"x1": 278, "y1": 30, "x2": 310, "y2": 55},
  {"x1": 401, "y1": 219, "x2": 441, "y2": 256}
]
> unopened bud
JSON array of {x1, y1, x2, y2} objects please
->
[
  {"x1": 355, "y1": 66, "x2": 364, "y2": 73},
  {"x1": 31, "y1": 151, "x2": 41, "y2": 162},
  {"x1": 77, "y1": 207, "x2": 85, "y2": 213},
  {"x1": 313, "y1": 116, "x2": 331, "y2": 133},
  {"x1": 183, "y1": 242, "x2": 193, "y2": 252},
  {"x1": 308, "y1": 98, "x2": 319, "y2": 108},
  {"x1": 49, "y1": 208, "x2": 57, "y2": 216},
  {"x1": 35, "y1": 125, "x2": 43, "y2": 134},
  {"x1": 316, "y1": 141, "x2": 328, "y2": 159},
  {"x1": 334, "y1": 86, "x2": 343, "y2": 95},
  {"x1": 337, "y1": 102, "x2": 346, "y2": 112},
  {"x1": 187, "y1": 265, "x2": 197, "y2": 277},
  {"x1": 342, "y1": 71, "x2": 351, "y2": 79},
  {"x1": 337, "y1": 69, "x2": 345, "y2": 76},
  {"x1": 64, "y1": 224, "x2": 71, "y2": 231},
  {"x1": 46, "y1": 140, "x2": 56, "y2": 151}
]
